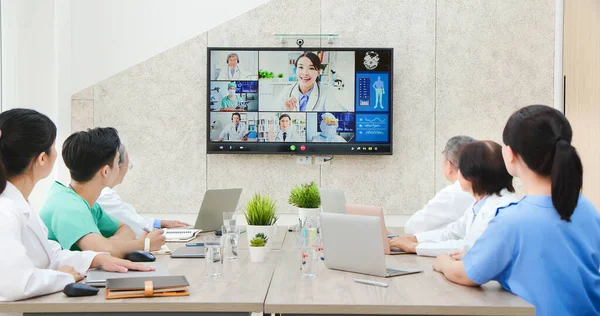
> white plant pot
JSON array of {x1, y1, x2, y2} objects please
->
[
  {"x1": 246, "y1": 225, "x2": 275, "y2": 247},
  {"x1": 298, "y1": 207, "x2": 321, "y2": 226},
  {"x1": 249, "y1": 246, "x2": 267, "y2": 263}
]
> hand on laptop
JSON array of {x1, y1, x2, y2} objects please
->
[
  {"x1": 140, "y1": 229, "x2": 166, "y2": 251},
  {"x1": 389, "y1": 235, "x2": 418, "y2": 253},
  {"x1": 161, "y1": 220, "x2": 191, "y2": 228},
  {"x1": 58, "y1": 265, "x2": 84, "y2": 282},
  {"x1": 91, "y1": 254, "x2": 156, "y2": 273}
]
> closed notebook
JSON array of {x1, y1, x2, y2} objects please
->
[
  {"x1": 163, "y1": 228, "x2": 202, "y2": 242},
  {"x1": 105, "y1": 275, "x2": 190, "y2": 299}
]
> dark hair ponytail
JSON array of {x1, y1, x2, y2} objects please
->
[
  {"x1": 0, "y1": 108, "x2": 57, "y2": 194},
  {"x1": 503, "y1": 105, "x2": 583, "y2": 221},
  {"x1": 551, "y1": 139, "x2": 583, "y2": 221}
]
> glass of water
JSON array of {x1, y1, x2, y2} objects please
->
[
  {"x1": 222, "y1": 225, "x2": 239, "y2": 260},
  {"x1": 204, "y1": 236, "x2": 223, "y2": 278},
  {"x1": 300, "y1": 246, "x2": 319, "y2": 278},
  {"x1": 223, "y1": 212, "x2": 236, "y2": 231}
]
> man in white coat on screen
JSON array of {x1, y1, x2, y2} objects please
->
[
  {"x1": 273, "y1": 114, "x2": 302, "y2": 142},
  {"x1": 218, "y1": 53, "x2": 246, "y2": 80},
  {"x1": 403, "y1": 136, "x2": 476, "y2": 234},
  {"x1": 218, "y1": 112, "x2": 248, "y2": 141}
]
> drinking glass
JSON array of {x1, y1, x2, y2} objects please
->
[{"x1": 204, "y1": 236, "x2": 223, "y2": 278}]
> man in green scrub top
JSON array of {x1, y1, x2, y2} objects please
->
[
  {"x1": 40, "y1": 128, "x2": 165, "y2": 258},
  {"x1": 221, "y1": 82, "x2": 244, "y2": 111}
]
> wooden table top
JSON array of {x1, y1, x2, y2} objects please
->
[{"x1": 264, "y1": 250, "x2": 534, "y2": 315}]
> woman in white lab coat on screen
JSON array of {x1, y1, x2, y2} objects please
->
[
  {"x1": 0, "y1": 108, "x2": 152, "y2": 302},
  {"x1": 389, "y1": 141, "x2": 518, "y2": 257},
  {"x1": 277, "y1": 52, "x2": 345, "y2": 112}
]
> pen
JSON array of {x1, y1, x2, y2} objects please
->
[
  {"x1": 387, "y1": 234, "x2": 399, "y2": 238},
  {"x1": 186, "y1": 243, "x2": 204, "y2": 247},
  {"x1": 353, "y1": 278, "x2": 388, "y2": 288},
  {"x1": 143, "y1": 227, "x2": 151, "y2": 233}
]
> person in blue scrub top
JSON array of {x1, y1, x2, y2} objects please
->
[{"x1": 432, "y1": 105, "x2": 600, "y2": 316}]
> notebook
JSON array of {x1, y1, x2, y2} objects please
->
[
  {"x1": 163, "y1": 228, "x2": 202, "y2": 242},
  {"x1": 105, "y1": 275, "x2": 189, "y2": 299},
  {"x1": 86, "y1": 262, "x2": 169, "y2": 287}
]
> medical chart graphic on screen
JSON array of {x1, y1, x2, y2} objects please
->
[{"x1": 207, "y1": 48, "x2": 393, "y2": 155}]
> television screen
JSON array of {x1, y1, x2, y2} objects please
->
[{"x1": 207, "y1": 48, "x2": 393, "y2": 155}]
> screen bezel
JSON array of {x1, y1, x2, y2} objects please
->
[{"x1": 206, "y1": 47, "x2": 394, "y2": 156}]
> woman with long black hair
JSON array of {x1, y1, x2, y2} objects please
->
[{"x1": 432, "y1": 105, "x2": 600, "y2": 315}]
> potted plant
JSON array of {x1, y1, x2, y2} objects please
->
[
  {"x1": 288, "y1": 182, "x2": 321, "y2": 226},
  {"x1": 244, "y1": 193, "x2": 278, "y2": 246},
  {"x1": 249, "y1": 233, "x2": 268, "y2": 263}
]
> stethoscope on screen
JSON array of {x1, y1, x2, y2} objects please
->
[{"x1": 288, "y1": 82, "x2": 321, "y2": 108}]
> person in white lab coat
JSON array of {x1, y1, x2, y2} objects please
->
[
  {"x1": 390, "y1": 141, "x2": 518, "y2": 257},
  {"x1": 97, "y1": 145, "x2": 190, "y2": 237},
  {"x1": 277, "y1": 52, "x2": 345, "y2": 112},
  {"x1": 217, "y1": 53, "x2": 246, "y2": 80},
  {"x1": 404, "y1": 136, "x2": 476, "y2": 234},
  {"x1": 218, "y1": 112, "x2": 248, "y2": 141},
  {"x1": 0, "y1": 108, "x2": 153, "y2": 302},
  {"x1": 272, "y1": 114, "x2": 302, "y2": 142}
]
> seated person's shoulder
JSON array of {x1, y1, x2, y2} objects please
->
[
  {"x1": 493, "y1": 201, "x2": 525, "y2": 223},
  {"x1": 0, "y1": 197, "x2": 21, "y2": 218},
  {"x1": 41, "y1": 190, "x2": 91, "y2": 217},
  {"x1": 575, "y1": 195, "x2": 600, "y2": 220}
]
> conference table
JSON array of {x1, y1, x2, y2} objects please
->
[{"x1": 0, "y1": 226, "x2": 534, "y2": 315}]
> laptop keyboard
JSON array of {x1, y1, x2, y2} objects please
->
[{"x1": 386, "y1": 268, "x2": 403, "y2": 275}]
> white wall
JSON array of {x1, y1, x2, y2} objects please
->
[
  {"x1": 70, "y1": 0, "x2": 270, "y2": 94},
  {"x1": 0, "y1": 0, "x2": 62, "y2": 210},
  {"x1": 1, "y1": 0, "x2": 271, "y2": 208}
]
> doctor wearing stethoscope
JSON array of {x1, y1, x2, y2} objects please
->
[
  {"x1": 218, "y1": 53, "x2": 245, "y2": 80},
  {"x1": 278, "y1": 52, "x2": 343, "y2": 112},
  {"x1": 0, "y1": 109, "x2": 152, "y2": 302}
]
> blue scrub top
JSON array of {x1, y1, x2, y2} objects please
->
[{"x1": 463, "y1": 195, "x2": 600, "y2": 316}]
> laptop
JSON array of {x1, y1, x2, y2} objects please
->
[
  {"x1": 86, "y1": 262, "x2": 169, "y2": 287},
  {"x1": 320, "y1": 189, "x2": 346, "y2": 214},
  {"x1": 164, "y1": 188, "x2": 243, "y2": 242},
  {"x1": 170, "y1": 246, "x2": 205, "y2": 258},
  {"x1": 345, "y1": 204, "x2": 406, "y2": 255},
  {"x1": 320, "y1": 212, "x2": 422, "y2": 278}
]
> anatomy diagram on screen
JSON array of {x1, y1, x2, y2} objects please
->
[{"x1": 372, "y1": 76, "x2": 385, "y2": 109}]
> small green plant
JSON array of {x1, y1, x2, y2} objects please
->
[
  {"x1": 258, "y1": 69, "x2": 275, "y2": 79},
  {"x1": 250, "y1": 233, "x2": 268, "y2": 247},
  {"x1": 277, "y1": 73, "x2": 284, "y2": 78},
  {"x1": 244, "y1": 193, "x2": 278, "y2": 226},
  {"x1": 288, "y1": 182, "x2": 321, "y2": 208}
]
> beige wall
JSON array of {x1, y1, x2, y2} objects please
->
[{"x1": 72, "y1": 0, "x2": 555, "y2": 215}]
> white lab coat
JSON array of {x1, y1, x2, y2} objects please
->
[
  {"x1": 277, "y1": 83, "x2": 345, "y2": 112},
  {"x1": 404, "y1": 181, "x2": 475, "y2": 234},
  {"x1": 273, "y1": 130, "x2": 302, "y2": 142},
  {"x1": 219, "y1": 123, "x2": 248, "y2": 141},
  {"x1": 218, "y1": 66, "x2": 244, "y2": 80},
  {"x1": 414, "y1": 190, "x2": 518, "y2": 257},
  {"x1": 0, "y1": 182, "x2": 98, "y2": 302},
  {"x1": 97, "y1": 187, "x2": 155, "y2": 237}
]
